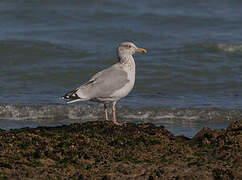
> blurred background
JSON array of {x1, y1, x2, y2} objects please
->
[{"x1": 0, "y1": 0, "x2": 242, "y2": 136}]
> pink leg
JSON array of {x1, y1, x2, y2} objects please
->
[
  {"x1": 112, "y1": 102, "x2": 125, "y2": 126},
  {"x1": 104, "y1": 104, "x2": 109, "y2": 120}
]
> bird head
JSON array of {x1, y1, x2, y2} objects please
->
[{"x1": 117, "y1": 42, "x2": 147, "y2": 60}]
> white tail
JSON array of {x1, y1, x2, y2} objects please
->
[{"x1": 67, "y1": 98, "x2": 89, "y2": 104}]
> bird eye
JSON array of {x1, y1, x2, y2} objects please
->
[{"x1": 128, "y1": 45, "x2": 132, "y2": 48}]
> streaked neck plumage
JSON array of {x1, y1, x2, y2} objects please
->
[
  {"x1": 118, "y1": 53, "x2": 135, "y2": 64},
  {"x1": 118, "y1": 55, "x2": 136, "y2": 71}
]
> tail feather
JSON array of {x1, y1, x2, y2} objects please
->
[
  {"x1": 62, "y1": 89, "x2": 89, "y2": 103},
  {"x1": 62, "y1": 89, "x2": 79, "y2": 100},
  {"x1": 67, "y1": 98, "x2": 87, "y2": 104}
]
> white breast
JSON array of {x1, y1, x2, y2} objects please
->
[{"x1": 111, "y1": 60, "x2": 136, "y2": 100}]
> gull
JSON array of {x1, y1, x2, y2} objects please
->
[{"x1": 62, "y1": 42, "x2": 147, "y2": 125}]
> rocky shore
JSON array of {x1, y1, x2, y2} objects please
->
[{"x1": 0, "y1": 120, "x2": 241, "y2": 179}]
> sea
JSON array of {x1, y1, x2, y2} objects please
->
[{"x1": 0, "y1": 0, "x2": 242, "y2": 137}]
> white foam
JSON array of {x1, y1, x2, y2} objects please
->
[
  {"x1": 217, "y1": 44, "x2": 242, "y2": 52},
  {"x1": 124, "y1": 112, "x2": 151, "y2": 119}
]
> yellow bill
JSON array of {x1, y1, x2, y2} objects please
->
[{"x1": 135, "y1": 48, "x2": 147, "y2": 54}]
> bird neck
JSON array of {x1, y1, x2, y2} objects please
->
[{"x1": 118, "y1": 55, "x2": 135, "y2": 65}]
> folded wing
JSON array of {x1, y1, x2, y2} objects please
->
[{"x1": 62, "y1": 63, "x2": 130, "y2": 103}]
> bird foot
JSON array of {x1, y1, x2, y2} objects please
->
[{"x1": 113, "y1": 121, "x2": 126, "y2": 126}]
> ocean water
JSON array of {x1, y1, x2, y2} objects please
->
[{"x1": 0, "y1": 0, "x2": 242, "y2": 137}]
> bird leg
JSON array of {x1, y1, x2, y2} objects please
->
[
  {"x1": 104, "y1": 104, "x2": 109, "y2": 120},
  {"x1": 112, "y1": 102, "x2": 125, "y2": 126}
]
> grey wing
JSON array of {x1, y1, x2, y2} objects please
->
[{"x1": 76, "y1": 64, "x2": 130, "y2": 99}]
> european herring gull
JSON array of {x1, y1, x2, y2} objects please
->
[{"x1": 62, "y1": 42, "x2": 147, "y2": 125}]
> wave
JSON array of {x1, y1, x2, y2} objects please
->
[
  {"x1": 0, "y1": 40, "x2": 90, "y2": 61},
  {"x1": 0, "y1": 104, "x2": 240, "y2": 122},
  {"x1": 193, "y1": 42, "x2": 242, "y2": 52},
  {"x1": 216, "y1": 43, "x2": 242, "y2": 52},
  {"x1": 0, "y1": 104, "x2": 240, "y2": 137}
]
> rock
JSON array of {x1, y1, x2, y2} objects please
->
[{"x1": 0, "y1": 120, "x2": 241, "y2": 179}]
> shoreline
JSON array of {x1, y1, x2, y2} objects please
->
[
  {"x1": 0, "y1": 120, "x2": 241, "y2": 179},
  {"x1": 1, "y1": 103, "x2": 241, "y2": 137}
]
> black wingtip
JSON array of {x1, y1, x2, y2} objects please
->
[{"x1": 62, "y1": 89, "x2": 79, "y2": 100}]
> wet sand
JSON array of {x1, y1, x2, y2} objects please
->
[{"x1": 0, "y1": 120, "x2": 241, "y2": 179}]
